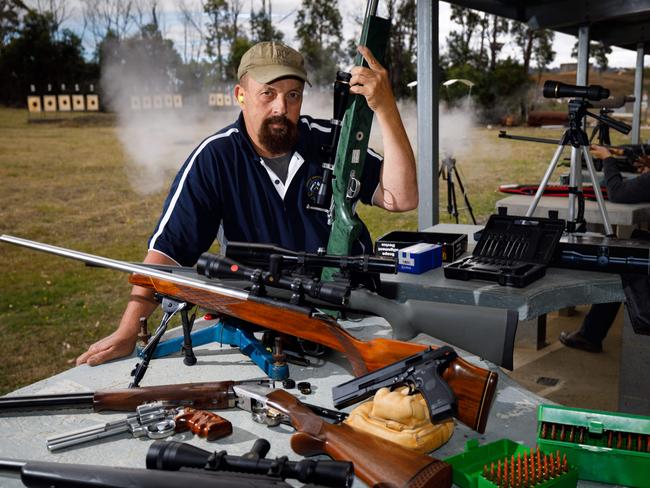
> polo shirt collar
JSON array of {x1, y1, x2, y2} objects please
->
[{"x1": 235, "y1": 112, "x2": 306, "y2": 200}]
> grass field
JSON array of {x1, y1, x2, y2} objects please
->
[{"x1": 0, "y1": 106, "x2": 646, "y2": 394}]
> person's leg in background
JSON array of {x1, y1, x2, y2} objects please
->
[{"x1": 559, "y1": 302, "x2": 622, "y2": 352}]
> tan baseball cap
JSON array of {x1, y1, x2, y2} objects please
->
[{"x1": 237, "y1": 41, "x2": 311, "y2": 86}]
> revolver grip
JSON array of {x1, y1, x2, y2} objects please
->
[
  {"x1": 412, "y1": 365, "x2": 457, "y2": 422},
  {"x1": 174, "y1": 408, "x2": 232, "y2": 441}
]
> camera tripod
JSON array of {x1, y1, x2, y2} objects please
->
[
  {"x1": 526, "y1": 99, "x2": 614, "y2": 236},
  {"x1": 439, "y1": 155, "x2": 477, "y2": 224}
]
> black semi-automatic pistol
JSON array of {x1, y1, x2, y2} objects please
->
[{"x1": 332, "y1": 346, "x2": 458, "y2": 422}]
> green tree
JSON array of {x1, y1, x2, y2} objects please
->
[
  {"x1": 204, "y1": 0, "x2": 229, "y2": 80},
  {"x1": 571, "y1": 40, "x2": 612, "y2": 71},
  {"x1": 445, "y1": 5, "x2": 482, "y2": 66},
  {"x1": 510, "y1": 22, "x2": 555, "y2": 119},
  {"x1": 99, "y1": 22, "x2": 183, "y2": 106},
  {"x1": 225, "y1": 35, "x2": 252, "y2": 80},
  {"x1": 0, "y1": 0, "x2": 26, "y2": 47},
  {"x1": 294, "y1": 0, "x2": 343, "y2": 86},
  {"x1": 511, "y1": 22, "x2": 555, "y2": 75},
  {"x1": 0, "y1": 10, "x2": 93, "y2": 106},
  {"x1": 487, "y1": 15, "x2": 509, "y2": 71},
  {"x1": 443, "y1": 58, "x2": 530, "y2": 123},
  {"x1": 250, "y1": 0, "x2": 283, "y2": 44},
  {"x1": 383, "y1": 0, "x2": 417, "y2": 100}
]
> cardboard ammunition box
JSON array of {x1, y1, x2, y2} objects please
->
[
  {"x1": 397, "y1": 243, "x2": 442, "y2": 274},
  {"x1": 375, "y1": 231, "x2": 467, "y2": 263}
]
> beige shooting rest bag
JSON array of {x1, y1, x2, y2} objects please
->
[{"x1": 344, "y1": 386, "x2": 455, "y2": 453}]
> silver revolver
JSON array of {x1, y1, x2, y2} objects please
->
[{"x1": 46, "y1": 402, "x2": 176, "y2": 451}]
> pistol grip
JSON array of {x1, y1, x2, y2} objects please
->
[
  {"x1": 290, "y1": 431, "x2": 326, "y2": 456},
  {"x1": 175, "y1": 408, "x2": 233, "y2": 441},
  {"x1": 413, "y1": 365, "x2": 457, "y2": 422}
]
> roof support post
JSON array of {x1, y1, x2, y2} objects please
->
[
  {"x1": 631, "y1": 43, "x2": 645, "y2": 144},
  {"x1": 573, "y1": 25, "x2": 590, "y2": 191},
  {"x1": 576, "y1": 25, "x2": 590, "y2": 86},
  {"x1": 417, "y1": 0, "x2": 439, "y2": 230}
]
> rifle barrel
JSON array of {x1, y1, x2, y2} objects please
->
[
  {"x1": 0, "y1": 235, "x2": 248, "y2": 300},
  {"x1": 0, "y1": 392, "x2": 94, "y2": 412}
]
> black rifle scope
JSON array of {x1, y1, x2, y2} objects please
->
[
  {"x1": 543, "y1": 80, "x2": 610, "y2": 101},
  {"x1": 314, "y1": 71, "x2": 352, "y2": 208},
  {"x1": 196, "y1": 253, "x2": 351, "y2": 306},
  {"x1": 147, "y1": 439, "x2": 354, "y2": 488},
  {"x1": 225, "y1": 242, "x2": 397, "y2": 275}
]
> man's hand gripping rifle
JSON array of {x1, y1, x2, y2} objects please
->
[
  {"x1": 333, "y1": 346, "x2": 458, "y2": 423},
  {"x1": 320, "y1": 2, "x2": 391, "y2": 281}
]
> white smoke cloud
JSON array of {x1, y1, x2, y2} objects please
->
[
  {"x1": 439, "y1": 97, "x2": 476, "y2": 160},
  {"x1": 101, "y1": 58, "x2": 239, "y2": 195}
]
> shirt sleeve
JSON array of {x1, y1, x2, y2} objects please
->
[
  {"x1": 148, "y1": 144, "x2": 223, "y2": 266},
  {"x1": 602, "y1": 157, "x2": 650, "y2": 204},
  {"x1": 359, "y1": 147, "x2": 384, "y2": 205}
]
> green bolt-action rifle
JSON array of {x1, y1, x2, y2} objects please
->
[{"x1": 321, "y1": 0, "x2": 390, "y2": 282}]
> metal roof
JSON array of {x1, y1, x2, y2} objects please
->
[{"x1": 448, "y1": 1, "x2": 650, "y2": 51}]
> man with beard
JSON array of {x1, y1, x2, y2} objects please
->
[{"x1": 77, "y1": 41, "x2": 417, "y2": 366}]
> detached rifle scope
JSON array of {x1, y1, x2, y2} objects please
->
[
  {"x1": 225, "y1": 242, "x2": 397, "y2": 275},
  {"x1": 543, "y1": 80, "x2": 610, "y2": 101},
  {"x1": 147, "y1": 439, "x2": 354, "y2": 488}
]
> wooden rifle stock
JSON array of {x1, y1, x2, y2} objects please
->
[
  {"x1": 266, "y1": 389, "x2": 452, "y2": 488},
  {"x1": 129, "y1": 275, "x2": 498, "y2": 433},
  {"x1": 94, "y1": 381, "x2": 236, "y2": 411}
]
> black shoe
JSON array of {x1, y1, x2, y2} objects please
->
[{"x1": 559, "y1": 330, "x2": 603, "y2": 353}]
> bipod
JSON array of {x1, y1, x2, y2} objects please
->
[
  {"x1": 129, "y1": 297, "x2": 196, "y2": 388},
  {"x1": 439, "y1": 154, "x2": 477, "y2": 224},
  {"x1": 526, "y1": 99, "x2": 614, "y2": 236},
  {"x1": 136, "y1": 316, "x2": 291, "y2": 381}
]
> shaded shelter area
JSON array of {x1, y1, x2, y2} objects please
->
[{"x1": 417, "y1": 0, "x2": 650, "y2": 228}]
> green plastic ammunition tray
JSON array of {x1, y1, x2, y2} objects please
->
[
  {"x1": 445, "y1": 438, "x2": 578, "y2": 488},
  {"x1": 537, "y1": 405, "x2": 650, "y2": 487}
]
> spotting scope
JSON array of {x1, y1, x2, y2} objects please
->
[{"x1": 543, "y1": 80, "x2": 609, "y2": 101}]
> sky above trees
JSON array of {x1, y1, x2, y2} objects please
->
[{"x1": 29, "y1": 0, "x2": 649, "y2": 68}]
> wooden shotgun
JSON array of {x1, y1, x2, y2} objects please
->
[{"x1": 0, "y1": 235, "x2": 498, "y2": 433}]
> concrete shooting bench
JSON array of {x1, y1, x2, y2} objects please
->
[
  {"x1": 382, "y1": 223, "x2": 650, "y2": 415},
  {"x1": 0, "y1": 315, "x2": 617, "y2": 488}
]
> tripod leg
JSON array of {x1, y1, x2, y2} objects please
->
[
  {"x1": 567, "y1": 146, "x2": 585, "y2": 227},
  {"x1": 453, "y1": 169, "x2": 477, "y2": 225},
  {"x1": 449, "y1": 172, "x2": 459, "y2": 223},
  {"x1": 581, "y1": 145, "x2": 615, "y2": 236},
  {"x1": 527, "y1": 144, "x2": 566, "y2": 217}
]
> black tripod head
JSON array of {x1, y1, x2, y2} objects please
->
[{"x1": 544, "y1": 80, "x2": 630, "y2": 147}]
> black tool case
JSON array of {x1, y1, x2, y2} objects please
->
[
  {"x1": 444, "y1": 215, "x2": 565, "y2": 287},
  {"x1": 553, "y1": 233, "x2": 650, "y2": 275}
]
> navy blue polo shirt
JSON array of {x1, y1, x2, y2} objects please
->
[{"x1": 148, "y1": 113, "x2": 383, "y2": 266}]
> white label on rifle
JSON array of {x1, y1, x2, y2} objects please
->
[{"x1": 352, "y1": 149, "x2": 360, "y2": 164}]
